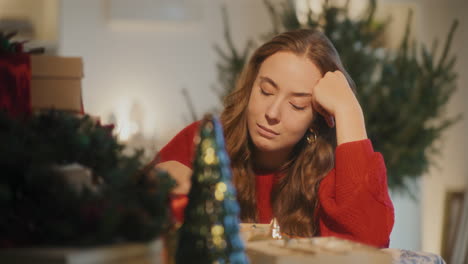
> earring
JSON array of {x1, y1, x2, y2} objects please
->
[{"x1": 306, "y1": 128, "x2": 317, "y2": 144}]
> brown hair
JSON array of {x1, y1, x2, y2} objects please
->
[{"x1": 220, "y1": 29, "x2": 355, "y2": 237}]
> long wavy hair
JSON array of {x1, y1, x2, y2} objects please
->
[{"x1": 220, "y1": 29, "x2": 355, "y2": 237}]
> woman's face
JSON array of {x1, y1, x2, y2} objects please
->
[{"x1": 247, "y1": 51, "x2": 322, "y2": 154}]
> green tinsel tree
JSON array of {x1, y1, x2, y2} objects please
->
[
  {"x1": 176, "y1": 114, "x2": 249, "y2": 264},
  {"x1": 213, "y1": 0, "x2": 462, "y2": 193}
]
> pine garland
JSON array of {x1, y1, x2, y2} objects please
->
[
  {"x1": 0, "y1": 111, "x2": 175, "y2": 247},
  {"x1": 214, "y1": 0, "x2": 462, "y2": 193}
]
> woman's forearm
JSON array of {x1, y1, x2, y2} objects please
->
[{"x1": 334, "y1": 99, "x2": 368, "y2": 145}]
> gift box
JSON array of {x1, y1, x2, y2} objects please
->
[
  {"x1": 30, "y1": 55, "x2": 84, "y2": 113},
  {"x1": 0, "y1": 53, "x2": 31, "y2": 117}
]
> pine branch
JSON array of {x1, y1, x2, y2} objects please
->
[
  {"x1": 438, "y1": 20, "x2": 458, "y2": 70},
  {"x1": 212, "y1": 5, "x2": 254, "y2": 103},
  {"x1": 263, "y1": 0, "x2": 281, "y2": 36}
]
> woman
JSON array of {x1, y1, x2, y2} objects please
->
[{"x1": 156, "y1": 29, "x2": 394, "y2": 248}]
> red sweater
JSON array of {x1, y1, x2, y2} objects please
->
[{"x1": 158, "y1": 121, "x2": 394, "y2": 248}]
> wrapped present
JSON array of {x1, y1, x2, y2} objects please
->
[{"x1": 0, "y1": 53, "x2": 31, "y2": 117}]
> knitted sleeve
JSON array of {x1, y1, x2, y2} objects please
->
[
  {"x1": 157, "y1": 121, "x2": 200, "y2": 168},
  {"x1": 156, "y1": 121, "x2": 200, "y2": 223},
  {"x1": 317, "y1": 139, "x2": 395, "y2": 248}
]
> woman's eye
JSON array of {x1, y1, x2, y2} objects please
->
[
  {"x1": 260, "y1": 88, "x2": 273, "y2": 96},
  {"x1": 291, "y1": 103, "x2": 306, "y2": 111}
]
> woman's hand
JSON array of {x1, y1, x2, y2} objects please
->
[
  {"x1": 156, "y1": 161, "x2": 192, "y2": 195},
  {"x1": 312, "y1": 70, "x2": 368, "y2": 145},
  {"x1": 312, "y1": 70, "x2": 359, "y2": 127}
]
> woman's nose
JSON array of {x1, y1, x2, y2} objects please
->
[{"x1": 265, "y1": 100, "x2": 281, "y2": 124}]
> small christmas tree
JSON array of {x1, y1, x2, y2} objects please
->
[{"x1": 176, "y1": 114, "x2": 248, "y2": 264}]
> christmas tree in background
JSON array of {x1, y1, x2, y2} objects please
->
[
  {"x1": 214, "y1": 0, "x2": 461, "y2": 194},
  {"x1": 212, "y1": 6, "x2": 255, "y2": 103},
  {"x1": 176, "y1": 115, "x2": 248, "y2": 264}
]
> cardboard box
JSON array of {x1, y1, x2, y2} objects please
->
[{"x1": 30, "y1": 55, "x2": 84, "y2": 112}]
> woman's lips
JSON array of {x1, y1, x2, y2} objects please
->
[{"x1": 257, "y1": 124, "x2": 279, "y2": 139}]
